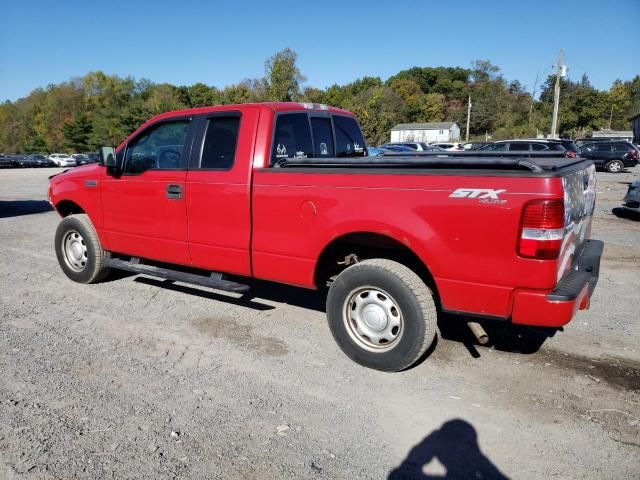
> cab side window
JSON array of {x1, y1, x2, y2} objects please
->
[
  {"x1": 271, "y1": 113, "x2": 313, "y2": 165},
  {"x1": 509, "y1": 143, "x2": 530, "y2": 151},
  {"x1": 334, "y1": 115, "x2": 365, "y2": 157},
  {"x1": 199, "y1": 117, "x2": 240, "y2": 169},
  {"x1": 124, "y1": 121, "x2": 190, "y2": 174}
]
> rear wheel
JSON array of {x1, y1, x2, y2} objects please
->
[
  {"x1": 55, "y1": 214, "x2": 111, "y2": 283},
  {"x1": 606, "y1": 159, "x2": 624, "y2": 173},
  {"x1": 326, "y1": 259, "x2": 437, "y2": 371}
]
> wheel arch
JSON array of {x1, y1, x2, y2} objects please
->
[
  {"x1": 313, "y1": 231, "x2": 439, "y2": 297},
  {"x1": 55, "y1": 199, "x2": 86, "y2": 217}
]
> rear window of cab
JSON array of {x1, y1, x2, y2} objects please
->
[{"x1": 271, "y1": 113, "x2": 365, "y2": 165}]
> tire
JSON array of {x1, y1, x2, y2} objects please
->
[
  {"x1": 55, "y1": 214, "x2": 111, "y2": 283},
  {"x1": 326, "y1": 259, "x2": 437, "y2": 372},
  {"x1": 606, "y1": 160, "x2": 624, "y2": 173}
]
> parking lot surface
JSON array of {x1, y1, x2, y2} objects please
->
[{"x1": 1, "y1": 167, "x2": 639, "y2": 479}]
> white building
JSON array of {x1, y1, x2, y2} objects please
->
[{"x1": 390, "y1": 122, "x2": 461, "y2": 143}]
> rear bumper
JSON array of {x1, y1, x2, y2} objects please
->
[{"x1": 511, "y1": 239, "x2": 604, "y2": 327}]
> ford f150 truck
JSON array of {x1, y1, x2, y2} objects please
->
[{"x1": 48, "y1": 102, "x2": 603, "y2": 371}]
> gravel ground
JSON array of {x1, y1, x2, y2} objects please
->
[{"x1": 0, "y1": 166, "x2": 639, "y2": 480}]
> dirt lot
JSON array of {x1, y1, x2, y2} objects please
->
[{"x1": 1, "y1": 166, "x2": 639, "y2": 479}]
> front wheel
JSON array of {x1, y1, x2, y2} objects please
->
[
  {"x1": 326, "y1": 259, "x2": 437, "y2": 371},
  {"x1": 55, "y1": 214, "x2": 111, "y2": 283},
  {"x1": 606, "y1": 160, "x2": 624, "y2": 173}
]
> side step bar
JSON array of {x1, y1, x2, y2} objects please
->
[{"x1": 104, "y1": 258, "x2": 250, "y2": 294}]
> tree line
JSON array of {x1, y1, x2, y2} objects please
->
[{"x1": 1, "y1": 48, "x2": 638, "y2": 153}]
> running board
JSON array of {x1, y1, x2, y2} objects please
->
[{"x1": 104, "y1": 258, "x2": 250, "y2": 294}]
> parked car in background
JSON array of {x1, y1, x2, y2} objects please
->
[
  {"x1": 575, "y1": 137, "x2": 633, "y2": 147},
  {"x1": 49, "y1": 153, "x2": 77, "y2": 167},
  {"x1": 371, "y1": 145, "x2": 445, "y2": 156},
  {"x1": 378, "y1": 144, "x2": 417, "y2": 153},
  {"x1": 72, "y1": 154, "x2": 93, "y2": 165},
  {"x1": 432, "y1": 143, "x2": 463, "y2": 151},
  {"x1": 378, "y1": 142, "x2": 432, "y2": 151},
  {"x1": 461, "y1": 142, "x2": 489, "y2": 150},
  {"x1": 578, "y1": 141, "x2": 638, "y2": 173},
  {"x1": 13, "y1": 155, "x2": 38, "y2": 168},
  {"x1": 0, "y1": 154, "x2": 16, "y2": 168},
  {"x1": 366, "y1": 146, "x2": 386, "y2": 156},
  {"x1": 419, "y1": 145, "x2": 446, "y2": 152},
  {"x1": 84, "y1": 152, "x2": 100, "y2": 163},
  {"x1": 623, "y1": 180, "x2": 640, "y2": 214},
  {"x1": 479, "y1": 139, "x2": 579, "y2": 157},
  {"x1": 27, "y1": 154, "x2": 56, "y2": 167}
]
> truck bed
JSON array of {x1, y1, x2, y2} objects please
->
[{"x1": 273, "y1": 152, "x2": 588, "y2": 174}]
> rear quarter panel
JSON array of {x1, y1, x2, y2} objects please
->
[{"x1": 251, "y1": 170, "x2": 564, "y2": 317}]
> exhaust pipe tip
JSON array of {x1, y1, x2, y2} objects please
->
[{"x1": 466, "y1": 321, "x2": 489, "y2": 345}]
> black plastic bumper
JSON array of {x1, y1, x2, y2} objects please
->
[{"x1": 547, "y1": 240, "x2": 604, "y2": 301}]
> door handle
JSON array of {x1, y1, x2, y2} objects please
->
[{"x1": 166, "y1": 184, "x2": 183, "y2": 199}]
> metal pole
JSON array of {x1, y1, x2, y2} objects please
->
[
  {"x1": 465, "y1": 95, "x2": 472, "y2": 142},
  {"x1": 608, "y1": 105, "x2": 613, "y2": 130},
  {"x1": 550, "y1": 49, "x2": 564, "y2": 139}
]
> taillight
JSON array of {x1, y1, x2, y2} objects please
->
[
  {"x1": 517, "y1": 199, "x2": 565, "y2": 260},
  {"x1": 566, "y1": 150, "x2": 577, "y2": 158}
]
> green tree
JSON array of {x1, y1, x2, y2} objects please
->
[
  {"x1": 422, "y1": 93, "x2": 446, "y2": 122},
  {"x1": 263, "y1": 48, "x2": 306, "y2": 101},
  {"x1": 1, "y1": 49, "x2": 638, "y2": 154},
  {"x1": 62, "y1": 113, "x2": 93, "y2": 151},
  {"x1": 188, "y1": 83, "x2": 223, "y2": 107}
]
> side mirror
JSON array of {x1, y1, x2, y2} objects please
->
[
  {"x1": 99, "y1": 146, "x2": 116, "y2": 167},
  {"x1": 99, "y1": 146, "x2": 121, "y2": 176}
]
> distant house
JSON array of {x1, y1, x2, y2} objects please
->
[{"x1": 390, "y1": 122, "x2": 461, "y2": 143}]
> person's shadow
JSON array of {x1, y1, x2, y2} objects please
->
[{"x1": 388, "y1": 419, "x2": 509, "y2": 480}]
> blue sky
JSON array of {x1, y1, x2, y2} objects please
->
[{"x1": 1, "y1": 0, "x2": 639, "y2": 102}]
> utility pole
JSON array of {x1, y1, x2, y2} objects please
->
[
  {"x1": 528, "y1": 71, "x2": 540, "y2": 126},
  {"x1": 608, "y1": 105, "x2": 614, "y2": 130},
  {"x1": 465, "y1": 95, "x2": 472, "y2": 141},
  {"x1": 550, "y1": 49, "x2": 564, "y2": 139}
]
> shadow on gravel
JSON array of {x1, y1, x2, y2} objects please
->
[
  {"x1": 133, "y1": 277, "x2": 276, "y2": 311},
  {"x1": 0, "y1": 199, "x2": 52, "y2": 218},
  {"x1": 437, "y1": 313, "x2": 558, "y2": 359},
  {"x1": 612, "y1": 207, "x2": 640, "y2": 221},
  {"x1": 389, "y1": 419, "x2": 509, "y2": 480},
  {"x1": 246, "y1": 279, "x2": 326, "y2": 312},
  {"x1": 134, "y1": 276, "x2": 326, "y2": 313}
]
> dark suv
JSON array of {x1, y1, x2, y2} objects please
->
[
  {"x1": 479, "y1": 139, "x2": 579, "y2": 157},
  {"x1": 578, "y1": 141, "x2": 638, "y2": 173}
]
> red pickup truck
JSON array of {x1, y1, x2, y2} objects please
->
[{"x1": 49, "y1": 102, "x2": 602, "y2": 371}]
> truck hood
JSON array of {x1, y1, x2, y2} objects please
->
[{"x1": 49, "y1": 163, "x2": 102, "y2": 182}]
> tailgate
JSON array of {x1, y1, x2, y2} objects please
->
[{"x1": 558, "y1": 163, "x2": 597, "y2": 282}]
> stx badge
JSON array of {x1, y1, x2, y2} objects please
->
[{"x1": 450, "y1": 188, "x2": 507, "y2": 204}]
